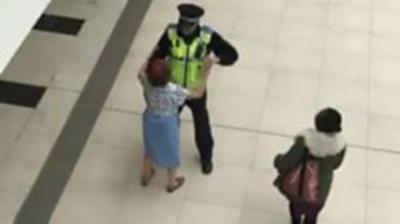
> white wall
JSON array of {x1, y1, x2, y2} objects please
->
[{"x1": 0, "y1": 0, "x2": 51, "y2": 74}]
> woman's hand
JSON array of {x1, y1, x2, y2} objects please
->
[
  {"x1": 208, "y1": 53, "x2": 220, "y2": 64},
  {"x1": 203, "y1": 56, "x2": 215, "y2": 79}
]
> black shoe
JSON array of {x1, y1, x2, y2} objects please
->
[{"x1": 201, "y1": 162, "x2": 213, "y2": 175}]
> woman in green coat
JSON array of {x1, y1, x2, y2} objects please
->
[{"x1": 274, "y1": 108, "x2": 346, "y2": 224}]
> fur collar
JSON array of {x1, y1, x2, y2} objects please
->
[{"x1": 300, "y1": 128, "x2": 346, "y2": 157}]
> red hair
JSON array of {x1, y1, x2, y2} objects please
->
[{"x1": 145, "y1": 58, "x2": 169, "y2": 87}]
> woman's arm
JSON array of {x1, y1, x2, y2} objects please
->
[
  {"x1": 329, "y1": 147, "x2": 346, "y2": 170},
  {"x1": 137, "y1": 61, "x2": 148, "y2": 85}
]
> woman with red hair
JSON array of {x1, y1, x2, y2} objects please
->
[{"x1": 138, "y1": 58, "x2": 211, "y2": 193}]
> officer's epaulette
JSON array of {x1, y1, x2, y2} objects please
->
[
  {"x1": 166, "y1": 23, "x2": 178, "y2": 31},
  {"x1": 200, "y1": 25, "x2": 214, "y2": 34}
]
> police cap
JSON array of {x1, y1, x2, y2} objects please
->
[{"x1": 178, "y1": 3, "x2": 204, "y2": 23}]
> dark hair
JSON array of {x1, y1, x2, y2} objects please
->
[
  {"x1": 315, "y1": 107, "x2": 342, "y2": 133},
  {"x1": 145, "y1": 58, "x2": 169, "y2": 87}
]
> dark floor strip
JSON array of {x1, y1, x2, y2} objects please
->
[
  {"x1": 33, "y1": 14, "x2": 85, "y2": 36},
  {"x1": 0, "y1": 81, "x2": 46, "y2": 108},
  {"x1": 14, "y1": 0, "x2": 151, "y2": 223},
  {"x1": 0, "y1": 81, "x2": 11, "y2": 101}
]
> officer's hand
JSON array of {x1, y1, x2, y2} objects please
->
[
  {"x1": 204, "y1": 56, "x2": 212, "y2": 67},
  {"x1": 208, "y1": 54, "x2": 220, "y2": 64}
]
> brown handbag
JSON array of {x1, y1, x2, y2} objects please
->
[{"x1": 274, "y1": 152, "x2": 321, "y2": 205}]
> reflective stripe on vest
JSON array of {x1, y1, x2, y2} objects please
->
[{"x1": 167, "y1": 25, "x2": 212, "y2": 88}]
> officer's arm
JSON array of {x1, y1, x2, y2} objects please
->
[{"x1": 208, "y1": 32, "x2": 239, "y2": 66}]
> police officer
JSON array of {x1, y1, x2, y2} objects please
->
[{"x1": 149, "y1": 3, "x2": 239, "y2": 174}]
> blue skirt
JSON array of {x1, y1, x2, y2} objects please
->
[{"x1": 143, "y1": 110, "x2": 180, "y2": 169}]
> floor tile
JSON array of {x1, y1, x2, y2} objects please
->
[
  {"x1": 239, "y1": 0, "x2": 286, "y2": 15},
  {"x1": 1, "y1": 33, "x2": 58, "y2": 86},
  {"x1": 179, "y1": 200, "x2": 241, "y2": 224},
  {"x1": 186, "y1": 165, "x2": 250, "y2": 208},
  {"x1": 275, "y1": 47, "x2": 323, "y2": 74},
  {"x1": 70, "y1": 143, "x2": 138, "y2": 189},
  {"x1": 368, "y1": 150, "x2": 400, "y2": 191},
  {"x1": 331, "y1": 0, "x2": 371, "y2": 8},
  {"x1": 239, "y1": 209, "x2": 290, "y2": 224},
  {"x1": 209, "y1": 93, "x2": 264, "y2": 130},
  {"x1": 0, "y1": 104, "x2": 32, "y2": 144},
  {"x1": 203, "y1": 8, "x2": 238, "y2": 37},
  {"x1": 373, "y1": 8, "x2": 400, "y2": 35},
  {"x1": 252, "y1": 134, "x2": 293, "y2": 171},
  {"x1": 317, "y1": 77, "x2": 368, "y2": 113},
  {"x1": 244, "y1": 170, "x2": 288, "y2": 216},
  {"x1": 197, "y1": 0, "x2": 243, "y2": 13},
  {"x1": 89, "y1": 110, "x2": 142, "y2": 149},
  {"x1": 368, "y1": 114, "x2": 400, "y2": 151},
  {"x1": 212, "y1": 67, "x2": 270, "y2": 98},
  {"x1": 231, "y1": 11, "x2": 281, "y2": 43},
  {"x1": 335, "y1": 147, "x2": 367, "y2": 186},
  {"x1": 278, "y1": 20, "x2": 325, "y2": 51},
  {"x1": 115, "y1": 186, "x2": 185, "y2": 224},
  {"x1": 230, "y1": 38, "x2": 275, "y2": 71},
  {"x1": 325, "y1": 26, "x2": 370, "y2": 55},
  {"x1": 23, "y1": 88, "x2": 79, "y2": 140},
  {"x1": 319, "y1": 183, "x2": 366, "y2": 224},
  {"x1": 366, "y1": 187, "x2": 400, "y2": 224},
  {"x1": 335, "y1": 110, "x2": 368, "y2": 146},
  {"x1": 260, "y1": 99, "x2": 316, "y2": 136},
  {"x1": 328, "y1": 3, "x2": 371, "y2": 31},
  {"x1": 50, "y1": 181, "x2": 124, "y2": 224},
  {"x1": 373, "y1": 0, "x2": 400, "y2": 10},
  {"x1": 212, "y1": 127, "x2": 258, "y2": 168},
  {"x1": 0, "y1": 187, "x2": 28, "y2": 224},
  {"x1": 105, "y1": 71, "x2": 145, "y2": 113},
  {"x1": 370, "y1": 83, "x2": 400, "y2": 117},
  {"x1": 371, "y1": 33, "x2": 400, "y2": 58},
  {"x1": 321, "y1": 51, "x2": 369, "y2": 84},
  {"x1": 127, "y1": 23, "x2": 163, "y2": 56},
  {"x1": 283, "y1": 2, "x2": 329, "y2": 24},
  {"x1": 370, "y1": 53, "x2": 400, "y2": 86},
  {"x1": 267, "y1": 68, "x2": 319, "y2": 105}
]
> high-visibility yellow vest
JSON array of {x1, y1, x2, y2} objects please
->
[{"x1": 167, "y1": 24, "x2": 212, "y2": 88}]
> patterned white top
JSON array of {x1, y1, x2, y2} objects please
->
[{"x1": 139, "y1": 74, "x2": 189, "y2": 116}]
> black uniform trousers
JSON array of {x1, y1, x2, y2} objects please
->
[{"x1": 179, "y1": 92, "x2": 214, "y2": 164}]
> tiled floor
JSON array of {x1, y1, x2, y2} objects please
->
[{"x1": 2, "y1": 0, "x2": 400, "y2": 223}]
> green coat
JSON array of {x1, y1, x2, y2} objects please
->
[{"x1": 274, "y1": 132, "x2": 346, "y2": 205}]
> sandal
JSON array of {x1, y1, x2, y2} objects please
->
[
  {"x1": 141, "y1": 169, "x2": 155, "y2": 186},
  {"x1": 166, "y1": 177, "x2": 185, "y2": 193}
]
